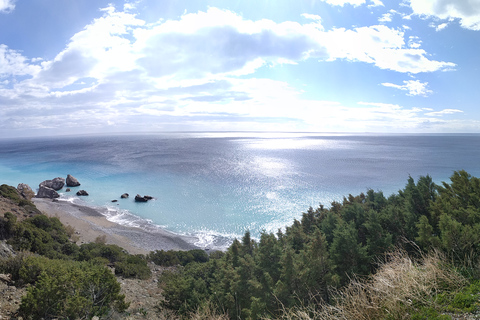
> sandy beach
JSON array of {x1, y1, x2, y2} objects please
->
[{"x1": 32, "y1": 198, "x2": 199, "y2": 255}]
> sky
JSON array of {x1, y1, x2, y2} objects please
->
[{"x1": 1, "y1": 0, "x2": 480, "y2": 137}]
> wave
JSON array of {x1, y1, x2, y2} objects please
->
[{"x1": 57, "y1": 193, "x2": 234, "y2": 251}]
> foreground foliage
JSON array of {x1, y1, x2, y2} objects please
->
[
  {"x1": 3, "y1": 213, "x2": 151, "y2": 279},
  {"x1": 158, "y1": 170, "x2": 480, "y2": 319},
  {"x1": 4, "y1": 170, "x2": 480, "y2": 319}
]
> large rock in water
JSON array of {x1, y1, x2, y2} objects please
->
[
  {"x1": 135, "y1": 194, "x2": 148, "y2": 202},
  {"x1": 17, "y1": 183, "x2": 34, "y2": 200},
  {"x1": 36, "y1": 185, "x2": 60, "y2": 199},
  {"x1": 66, "y1": 174, "x2": 81, "y2": 187},
  {"x1": 76, "y1": 190, "x2": 89, "y2": 196},
  {"x1": 39, "y1": 177, "x2": 65, "y2": 191}
]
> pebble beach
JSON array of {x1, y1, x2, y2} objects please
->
[{"x1": 32, "y1": 198, "x2": 199, "y2": 255}]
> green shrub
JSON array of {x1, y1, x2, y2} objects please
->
[
  {"x1": 0, "y1": 252, "x2": 33, "y2": 282},
  {"x1": 0, "y1": 184, "x2": 36, "y2": 209},
  {"x1": 18, "y1": 256, "x2": 129, "y2": 319},
  {"x1": 78, "y1": 242, "x2": 125, "y2": 263},
  {"x1": 114, "y1": 254, "x2": 151, "y2": 279},
  {"x1": 0, "y1": 212, "x2": 16, "y2": 239},
  {"x1": 148, "y1": 249, "x2": 209, "y2": 267},
  {"x1": 0, "y1": 184, "x2": 22, "y2": 202},
  {"x1": 8, "y1": 215, "x2": 73, "y2": 259}
]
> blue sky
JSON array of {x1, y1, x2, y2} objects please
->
[{"x1": 1, "y1": 0, "x2": 480, "y2": 137}]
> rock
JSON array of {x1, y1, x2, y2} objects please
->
[
  {"x1": 66, "y1": 174, "x2": 81, "y2": 187},
  {"x1": 76, "y1": 190, "x2": 89, "y2": 196},
  {"x1": 39, "y1": 177, "x2": 65, "y2": 191},
  {"x1": 0, "y1": 241, "x2": 15, "y2": 259},
  {"x1": 0, "y1": 273, "x2": 12, "y2": 284},
  {"x1": 111, "y1": 199, "x2": 118, "y2": 202},
  {"x1": 135, "y1": 194, "x2": 148, "y2": 202},
  {"x1": 36, "y1": 185, "x2": 60, "y2": 199},
  {"x1": 121, "y1": 193, "x2": 129, "y2": 199},
  {"x1": 17, "y1": 183, "x2": 34, "y2": 200},
  {"x1": 65, "y1": 188, "x2": 71, "y2": 192}
]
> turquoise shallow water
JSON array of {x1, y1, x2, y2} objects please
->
[{"x1": 1, "y1": 132, "x2": 480, "y2": 249}]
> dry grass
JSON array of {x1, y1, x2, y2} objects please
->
[{"x1": 273, "y1": 250, "x2": 466, "y2": 320}]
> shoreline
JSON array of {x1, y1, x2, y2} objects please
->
[{"x1": 33, "y1": 198, "x2": 199, "y2": 255}]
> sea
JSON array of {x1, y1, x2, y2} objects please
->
[{"x1": 1, "y1": 132, "x2": 480, "y2": 250}]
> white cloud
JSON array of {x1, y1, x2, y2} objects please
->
[
  {"x1": 323, "y1": 25, "x2": 455, "y2": 73},
  {"x1": 379, "y1": 13, "x2": 393, "y2": 22},
  {"x1": 6, "y1": 6, "x2": 455, "y2": 95},
  {"x1": 382, "y1": 79, "x2": 433, "y2": 96},
  {"x1": 370, "y1": 0, "x2": 384, "y2": 7},
  {"x1": 319, "y1": 0, "x2": 383, "y2": 7},
  {"x1": 408, "y1": 36, "x2": 422, "y2": 48},
  {"x1": 0, "y1": 6, "x2": 463, "y2": 136},
  {"x1": 0, "y1": 0, "x2": 14, "y2": 13},
  {"x1": 410, "y1": 0, "x2": 480, "y2": 30},
  {"x1": 424, "y1": 109, "x2": 463, "y2": 116},
  {"x1": 0, "y1": 45, "x2": 40, "y2": 77},
  {"x1": 302, "y1": 13, "x2": 322, "y2": 21},
  {"x1": 319, "y1": 0, "x2": 365, "y2": 6},
  {"x1": 436, "y1": 22, "x2": 449, "y2": 31}
]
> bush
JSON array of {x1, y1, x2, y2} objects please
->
[
  {"x1": 0, "y1": 252, "x2": 33, "y2": 282},
  {"x1": 148, "y1": 249, "x2": 209, "y2": 267},
  {"x1": 78, "y1": 242, "x2": 125, "y2": 263},
  {"x1": 18, "y1": 256, "x2": 129, "y2": 319},
  {"x1": 114, "y1": 254, "x2": 151, "y2": 279},
  {"x1": 8, "y1": 215, "x2": 73, "y2": 259},
  {"x1": 0, "y1": 184, "x2": 36, "y2": 209},
  {"x1": 0, "y1": 212, "x2": 16, "y2": 239}
]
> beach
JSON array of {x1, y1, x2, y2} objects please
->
[{"x1": 32, "y1": 198, "x2": 199, "y2": 255}]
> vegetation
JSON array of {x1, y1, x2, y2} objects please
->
[
  {"x1": 3, "y1": 213, "x2": 151, "y2": 280},
  {"x1": 157, "y1": 170, "x2": 480, "y2": 319},
  {"x1": 0, "y1": 184, "x2": 39, "y2": 213},
  {"x1": 148, "y1": 249, "x2": 210, "y2": 266},
  {"x1": 3, "y1": 170, "x2": 480, "y2": 319}
]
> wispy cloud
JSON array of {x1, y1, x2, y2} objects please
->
[
  {"x1": 319, "y1": 0, "x2": 383, "y2": 7},
  {"x1": 382, "y1": 80, "x2": 433, "y2": 96},
  {"x1": 424, "y1": 109, "x2": 463, "y2": 116}
]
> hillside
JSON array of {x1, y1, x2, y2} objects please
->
[{"x1": 2, "y1": 171, "x2": 480, "y2": 319}]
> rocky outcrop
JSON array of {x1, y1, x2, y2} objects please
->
[
  {"x1": 66, "y1": 174, "x2": 81, "y2": 187},
  {"x1": 76, "y1": 190, "x2": 89, "y2": 196},
  {"x1": 121, "y1": 193, "x2": 129, "y2": 199},
  {"x1": 39, "y1": 177, "x2": 65, "y2": 191},
  {"x1": 36, "y1": 185, "x2": 60, "y2": 199},
  {"x1": 17, "y1": 183, "x2": 34, "y2": 200},
  {"x1": 135, "y1": 194, "x2": 149, "y2": 202},
  {"x1": 0, "y1": 241, "x2": 15, "y2": 259}
]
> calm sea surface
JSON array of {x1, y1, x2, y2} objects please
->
[{"x1": 1, "y1": 132, "x2": 479, "y2": 249}]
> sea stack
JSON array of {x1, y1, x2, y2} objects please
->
[
  {"x1": 39, "y1": 177, "x2": 65, "y2": 191},
  {"x1": 36, "y1": 185, "x2": 60, "y2": 199},
  {"x1": 135, "y1": 194, "x2": 149, "y2": 202},
  {"x1": 66, "y1": 174, "x2": 81, "y2": 187}
]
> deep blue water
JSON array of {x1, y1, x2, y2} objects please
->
[{"x1": 1, "y1": 132, "x2": 480, "y2": 249}]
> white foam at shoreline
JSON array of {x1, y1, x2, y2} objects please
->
[{"x1": 58, "y1": 194, "x2": 234, "y2": 250}]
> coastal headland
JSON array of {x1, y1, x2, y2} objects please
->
[{"x1": 33, "y1": 198, "x2": 198, "y2": 255}]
